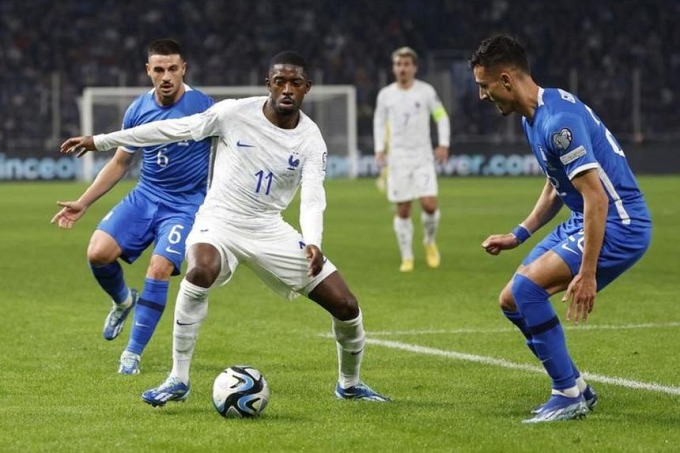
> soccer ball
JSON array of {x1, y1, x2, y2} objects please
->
[{"x1": 212, "y1": 365, "x2": 269, "y2": 418}]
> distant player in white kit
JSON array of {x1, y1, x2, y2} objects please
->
[
  {"x1": 373, "y1": 46, "x2": 450, "y2": 272},
  {"x1": 60, "y1": 51, "x2": 390, "y2": 405}
]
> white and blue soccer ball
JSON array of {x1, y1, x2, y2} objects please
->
[{"x1": 212, "y1": 365, "x2": 269, "y2": 418}]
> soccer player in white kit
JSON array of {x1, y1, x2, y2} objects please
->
[
  {"x1": 60, "y1": 51, "x2": 390, "y2": 405},
  {"x1": 374, "y1": 46, "x2": 450, "y2": 272}
]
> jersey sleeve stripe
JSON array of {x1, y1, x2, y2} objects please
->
[
  {"x1": 566, "y1": 162, "x2": 599, "y2": 181},
  {"x1": 597, "y1": 168, "x2": 631, "y2": 225}
]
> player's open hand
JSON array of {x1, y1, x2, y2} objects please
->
[
  {"x1": 481, "y1": 233, "x2": 519, "y2": 256},
  {"x1": 374, "y1": 151, "x2": 387, "y2": 170},
  {"x1": 60, "y1": 136, "x2": 96, "y2": 158},
  {"x1": 51, "y1": 200, "x2": 87, "y2": 229},
  {"x1": 304, "y1": 244, "x2": 325, "y2": 277},
  {"x1": 562, "y1": 273, "x2": 597, "y2": 324},
  {"x1": 434, "y1": 146, "x2": 449, "y2": 165}
]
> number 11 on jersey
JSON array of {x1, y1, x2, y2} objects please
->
[{"x1": 255, "y1": 170, "x2": 273, "y2": 195}]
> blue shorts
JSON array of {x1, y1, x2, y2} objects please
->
[
  {"x1": 97, "y1": 190, "x2": 200, "y2": 275},
  {"x1": 523, "y1": 215, "x2": 652, "y2": 291}
]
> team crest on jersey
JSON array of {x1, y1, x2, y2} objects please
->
[
  {"x1": 287, "y1": 154, "x2": 300, "y2": 170},
  {"x1": 552, "y1": 128, "x2": 572, "y2": 150}
]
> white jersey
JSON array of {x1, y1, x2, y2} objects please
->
[
  {"x1": 373, "y1": 79, "x2": 450, "y2": 166},
  {"x1": 94, "y1": 96, "x2": 328, "y2": 248}
]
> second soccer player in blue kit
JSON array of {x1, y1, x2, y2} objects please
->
[{"x1": 52, "y1": 39, "x2": 213, "y2": 375}]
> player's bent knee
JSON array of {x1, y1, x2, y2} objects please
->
[
  {"x1": 332, "y1": 295, "x2": 360, "y2": 321},
  {"x1": 307, "y1": 271, "x2": 360, "y2": 320},
  {"x1": 146, "y1": 265, "x2": 174, "y2": 280},
  {"x1": 396, "y1": 202, "x2": 412, "y2": 218},
  {"x1": 420, "y1": 199, "x2": 437, "y2": 214},
  {"x1": 511, "y1": 274, "x2": 550, "y2": 312},
  {"x1": 185, "y1": 243, "x2": 221, "y2": 287},
  {"x1": 86, "y1": 245, "x2": 119, "y2": 265},
  {"x1": 309, "y1": 284, "x2": 359, "y2": 321},
  {"x1": 87, "y1": 231, "x2": 121, "y2": 264},
  {"x1": 499, "y1": 286, "x2": 516, "y2": 311},
  {"x1": 147, "y1": 255, "x2": 175, "y2": 280},
  {"x1": 185, "y1": 265, "x2": 219, "y2": 289}
]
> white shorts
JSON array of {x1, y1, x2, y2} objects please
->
[
  {"x1": 386, "y1": 161, "x2": 438, "y2": 203},
  {"x1": 186, "y1": 215, "x2": 337, "y2": 300}
]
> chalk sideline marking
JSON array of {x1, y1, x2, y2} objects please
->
[
  {"x1": 366, "y1": 338, "x2": 680, "y2": 396},
  {"x1": 367, "y1": 321, "x2": 680, "y2": 337}
]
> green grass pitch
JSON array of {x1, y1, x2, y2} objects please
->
[{"x1": 1, "y1": 176, "x2": 678, "y2": 452}]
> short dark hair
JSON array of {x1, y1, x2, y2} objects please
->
[
  {"x1": 269, "y1": 51, "x2": 308, "y2": 75},
  {"x1": 147, "y1": 38, "x2": 184, "y2": 60},
  {"x1": 469, "y1": 34, "x2": 529, "y2": 73}
]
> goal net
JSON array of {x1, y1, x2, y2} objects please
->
[{"x1": 78, "y1": 85, "x2": 358, "y2": 181}]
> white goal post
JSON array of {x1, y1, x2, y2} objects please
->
[{"x1": 79, "y1": 85, "x2": 358, "y2": 181}]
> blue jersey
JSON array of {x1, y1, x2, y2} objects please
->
[
  {"x1": 522, "y1": 88, "x2": 650, "y2": 227},
  {"x1": 122, "y1": 85, "x2": 214, "y2": 205}
]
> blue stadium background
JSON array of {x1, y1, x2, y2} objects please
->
[{"x1": 1, "y1": 0, "x2": 678, "y2": 179}]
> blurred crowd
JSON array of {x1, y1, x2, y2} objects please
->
[{"x1": 2, "y1": 0, "x2": 678, "y2": 155}]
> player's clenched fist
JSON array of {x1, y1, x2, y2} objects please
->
[{"x1": 481, "y1": 233, "x2": 519, "y2": 256}]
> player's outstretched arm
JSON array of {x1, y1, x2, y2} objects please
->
[
  {"x1": 51, "y1": 148, "x2": 134, "y2": 229},
  {"x1": 60, "y1": 136, "x2": 95, "y2": 157},
  {"x1": 482, "y1": 180, "x2": 563, "y2": 256}
]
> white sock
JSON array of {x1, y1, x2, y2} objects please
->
[
  {"x1": 552, "y1": 385, "x2": 580, "y2": 398},
  {"x1": 332, "y1": 310, "x2": 365, "y2": 389},
  {"x1": 575, "y1": 374, "x2": 587, "y2": 393},
  {"x1": 421, "y1": 209, "x2": 440, "y2": 245},
  {"x1": 393, "y1": 216, "x2": 414, "y2": 260},
  {"x1": 171, "y1": 279, "x2": 209, "y2": 384}
]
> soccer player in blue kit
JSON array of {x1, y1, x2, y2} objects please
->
[
  {"x1": 469, "y1": 35, "x2": 652, "y2": 422},
  {"x1": 51, "y1": 39, "x2": 213, "y2": 375}
]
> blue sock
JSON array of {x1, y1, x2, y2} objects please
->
[
  {"x1": 502, "y1": 310, "x2": 580, "y2": 374},
  {"x1": 125, "y1": 278, "x2": 169, "y2": 355},
  {"x1": 90, "y1": 262, "x2": 128, "y2": 303},
  {"x1": 512, "y1": 274, "x2": 576, "y2": 390},
  {"x1": 502, "y1": 309, "x2": 538, "y2": 357}
]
